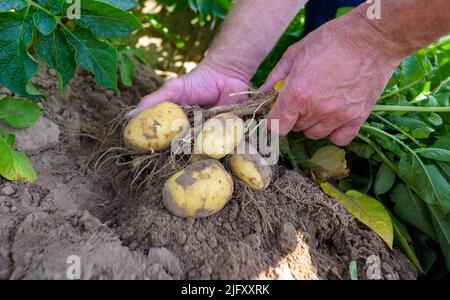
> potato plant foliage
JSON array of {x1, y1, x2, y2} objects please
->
[
  {"x1": 0, "y1": 0, "x2": 141, "y2": 98},
  {"x1": 0, "y1": 1, "x2": 142, "y2": 182}
]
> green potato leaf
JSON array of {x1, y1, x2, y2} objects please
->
[
  {"x1": 346, "y1": 142, "x2": 375, "y2": 159},
  {"x1": 388, "y1": 114, "x2": 435, "y2": 139},
  {"x1": 391, "y1": 216, "x2": 423, "y2": 273},
  {"x1": 0, "y1": 134, "x2": 37, "y2": 182},
  {"x1": 119, "y1": 54, "x2": 135, "y2": 87},
  {"x1": 65, "y1": 27, "x2": 118, "y2": 92},
  {"x1": 211, "y1": 0, "x2": 232, "y2": 19},
  {"x1": 412, "y1": 230, "x2": 437, "y2": 273},
  {"x1": 436, "y1": 162, "x2": 450, "y2": 180},
  {"x1": 320, "y1": 182, "x2": 394, "y2": 249},
  {"x1": 26, "y1": 82, "x2": 45, "y2": 100},
  {"x1": 188, "y1": 0, "x2": 212, "y2": 16},
  {"x1": 428, "y1": 205, "x2": 450, "y2": 271},
  {"x1": 0, "y1": 11, "x2": 38, "y2": 97},
  {"x1": 37, "y1": 0, "x2": 65, "y2": 15},
  {"x1": 35, "y1": 29, "x2": 76, "y2": 95},
  {"x1": 390, "y1": 183, "x2": 437, "y2": 240},
  {"x1": 0, "y1": 97, "x2": 41, "y2": 128},
  {"x1": 411, "y1": 127, "x2": 434, "y2": 139},
  {"x1": 433, "y1": 133, "x2": 450, "y2": 150},
  {"x1": 308, "y1": 145, "x2": 349, "y2": 180},
  {"x1": 4, "y1": 133, "x2": 15, "y2": 146},
  {"x1": 399, "y1": 154, "x2": 450, "y2": 214},
  {"x1": 366, "y1": 127, "x2": 406, "y2": 157},
  {"x1": 0, "y1": 0, "x2": 27, "y2": 12},
  {"x1": 374, "y1": 163, "x2": 396, "y2": 195},
  {"x1": 415, "y1": 148, "x2": 450, "y2": 162},
  {"x1": 33, "y1": 11, "x2": 57, "y2": 36},
  {"x1": 427, "y1": 113, "x2": 443, "y2": 126},
  {"x1": 399, "y1": 55, "x2": 426, "y2": 88},
  {"x1": 76, "y1": 0, "x2": 142, "y2": 39}
]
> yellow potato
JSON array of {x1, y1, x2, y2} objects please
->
[
  {"x1": 270, "y1": 80, "x2": 285, "y2": 109},
  {"x1": 163, "y1": 160, "x2": 234, "y2": 218},
  {"x1": 229, "y1": 150, "x2": 272, "y2": 190},
  {"x1": 124, "y1": 102, "x2": 189, "y2": 153},
  {"x1": 274, "y1": 80, "x2": 285, "y2": 92},
  {"x1": 195, "y1": 113, "x2": 244, "y2": 159}
]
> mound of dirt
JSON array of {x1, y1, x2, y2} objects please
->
[{"x1": 0, "y1": 64, "x2": 417, "y2": 280}]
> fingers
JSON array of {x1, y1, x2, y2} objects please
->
[
  {"x1": 328, "y1": 105, "x2": 372, "y2": 146},
  {"x1": 260, "y1": 61, "x2": 290, "y2": 93},
  {"x1": 216, "y1": 90, "x2": 248, "y2": 106},
  {"x1": 267, "y1": 87, "x2": 301, "y2": 136},
  {"x1": 293, "y1": 118, "x2": 318, "y2": 133},
  {"x1": 127, "y1": 79, "x2": 184, "y2": 117},
  {"x1": 293, "y1": 99, "x2": 346, "y2": 132},
  {"x1": 329, "y1": 119, "x2": 363, "y2": 146},
  {"x1": 303, "y1": 122, "x2": 337, "y2": 140},
  {"x1": 259, "y1": 49, "x2": 295, "y2": 93}
]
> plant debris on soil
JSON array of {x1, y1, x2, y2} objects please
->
[{"x1": 0, "y1": 63, "x2": 417, "y2": 280}]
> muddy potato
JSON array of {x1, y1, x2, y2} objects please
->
[
  {"x1": 163, "y1": 160, "x2": 234, "y2": 218},
  {"x1": 124, "y1": 101, "x2": 189, "y2": 153},
  {"x1": 196, "y1": 113, "x2": 244, "y2": 159},
  {"x1": 229, "y1": 150, "x2": 272, "y2": 190}
]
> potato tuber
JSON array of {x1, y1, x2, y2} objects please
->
[
  {"x1": 163, "y1": 160, "x2": 234, "y2": 218},
  {"x1": 229, "y1": 148, "x2": 272, "y2": 190},
  {"x1": 195, "y1": 113, "x2": 244, "y2": 159},
  {"x1": 124, "y1": 102, "x2": 189, "y2": 153}
]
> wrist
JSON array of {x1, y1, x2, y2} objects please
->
[
  {"x1": 200, "y1": 51, "x2": 254, "y2": 83},
  {"x1": 330, "y1": 7, "x2": 407, "y2": 67}
]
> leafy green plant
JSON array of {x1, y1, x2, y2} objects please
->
[
  {"x1": 0, "y1": 97, "x2": 41, "y2": 182},
  {"x1": 118, "y1": 46, "x2": 149, "y2": 87},
  {"x1": 0, "y1": 0, "x2": 142, "y2": 98},
  {"x1": 282, "y1": 38, "x2": 450, "y2": 277},
  {"x1": 0, "y1": 1, "x2": 143, "y2": 182}
]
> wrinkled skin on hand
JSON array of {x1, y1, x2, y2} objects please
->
[
  {"x1": 128, "y1": 61, "x2": 249, "y2": 117},
  {"x1": 261, "y1": 18, "x2": 401, "y2": 146}
]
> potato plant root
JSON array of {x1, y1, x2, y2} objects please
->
[{"x1": 0, "y1": 64, "x2": 417, "y2": 279}]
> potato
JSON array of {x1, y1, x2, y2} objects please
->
[
  {"x1": 124, "y1": 102, "x2": 189, "y2": 153},
  {"x1": 229, "y1": 149, "x2": 272, "y2": 190},
  {"x1": 274, "y1": 80, "x2": 285, "y2": 92},
  {"x1": 163, "y1": 160, "x2": 234, "y2": 218},
  {"x1": 189, "y1": 154, "x2": 209, "y2": 164},
  {"x1": 196, "y1": 113, "x2": 244, "y2": 159},
  {"x1": 270, "y1": 80, "x2": 285, "y2": 109}
]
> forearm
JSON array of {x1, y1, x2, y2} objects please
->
[
  {"x1": 203, "y1": 0, "x2": 306, "y2": 81},
  {"x1": 342, "y1": 0, "x2": 450, "y2": 60}
]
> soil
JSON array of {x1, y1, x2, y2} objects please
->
[{"x1": 0, "y1": 63, "x2": 417, "y2": 280}]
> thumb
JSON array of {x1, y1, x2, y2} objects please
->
[
  {"x1": 127, "y1": 79, "x2": 185, "y2": 117},
  {"x1": 267, "y1": 87, "x2": 300, "y2": 136}
]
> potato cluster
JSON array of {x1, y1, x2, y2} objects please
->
[{"x1": 124, "y1": 102, "x2": 272, "y2": 218}]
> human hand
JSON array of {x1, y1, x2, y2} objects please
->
[
  {"x1": 128, "y1": 59, "x2": 250, "y2": 117},
  {"x1": 261, "y1": 12, "x2": 403, "y2": 146}
]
